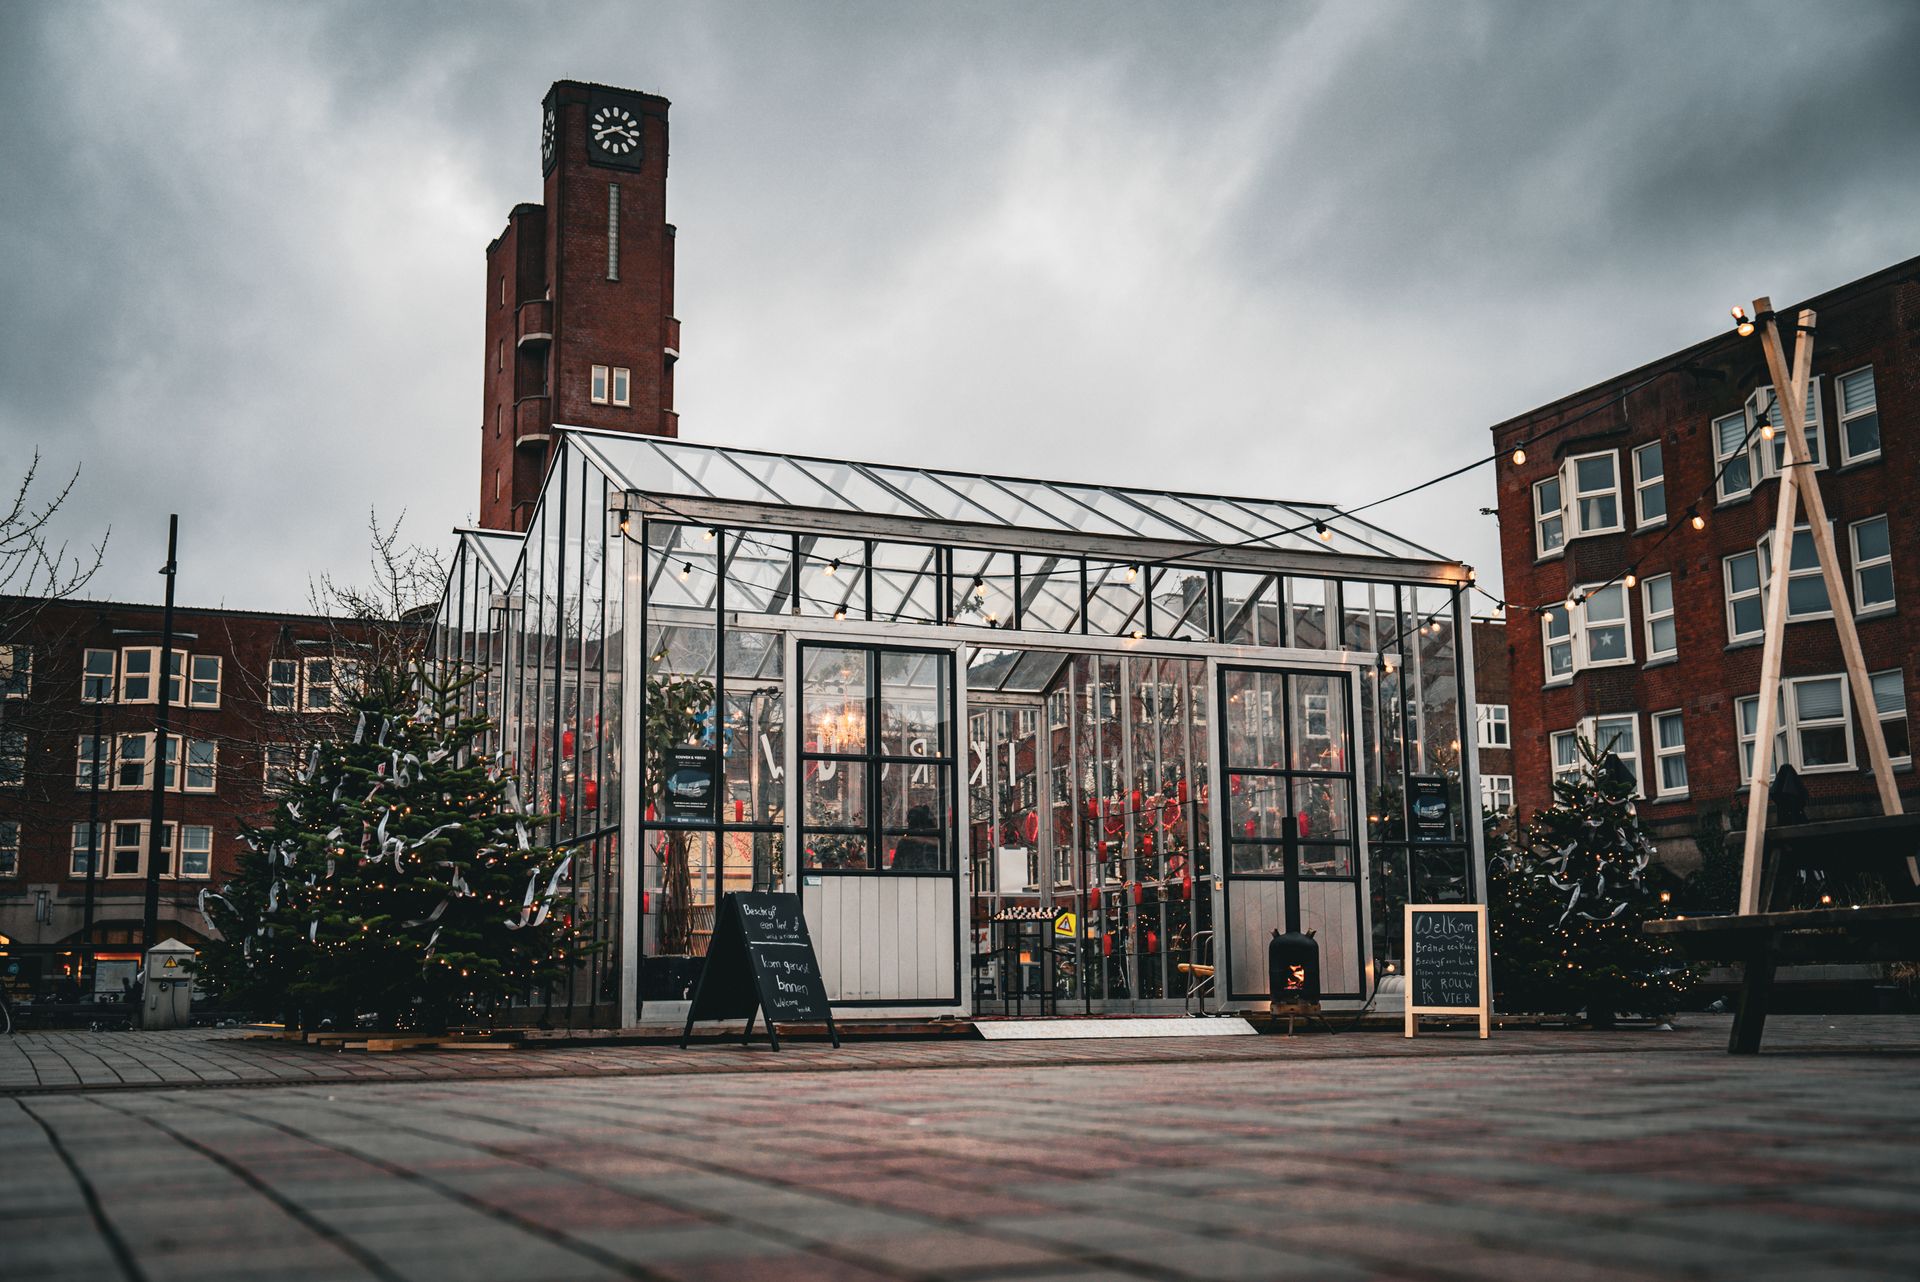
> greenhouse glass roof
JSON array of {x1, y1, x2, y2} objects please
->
[{"x1": 565, "y1": 427, "x2": 1458, "y2": 576}]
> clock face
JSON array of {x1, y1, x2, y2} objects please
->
[
  {"x1": 591, "y1": 104, "x2": 640, "y2": 156},
  {"x1": 540, "y1": 108, "x2": 556, "y2": 172}
]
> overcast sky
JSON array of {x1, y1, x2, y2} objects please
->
[{"x1": 4, "y1": 0, "x2": 1917, "y2": 614}]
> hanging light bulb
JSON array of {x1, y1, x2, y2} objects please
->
[
  {"x1": 1511, "y1": 447, "x2": 1527, "y2": 466},
  {"x1": 1731, "y1": 305, "x2": 1755, "y2": 338},
  {"x1": 1624, "y1": 572, "x2": 1637, "y2": 589},
  {"x1": 972, "y1": 578, "x2": 987, "y2": 600},
  {"x1": 1315, "y1": 521, "x2": 1331, "y2": 542},
  {"x1": 825, "y1": 559, "x2": 839, "y2": 578},
  {"x1": 833, "y1": 606, "x2": 846, "y2": 621},
  {"x1": 703, "y1": 527, "x2": 717, "y2": 542},
  {"x1": 678, "y1": 562, "x2": 692, "y2": 581},
  {"x1": 1124, "y1": 565, "x2": 1139, "y2": 583},
  {"x1": 1690, "y1": 508, "x2": 1706, "y2": 531},
  {"x1": 1759, "y1": 415, "x2": 1775, "y2": 441},
  {"x1": 1130, "y1": 628, "x2": 1144, "y2": 640}
]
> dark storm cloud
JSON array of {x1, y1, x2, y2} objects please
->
[{"x1": 2, "y1": 1, "x2": 1916, "y2": 611}]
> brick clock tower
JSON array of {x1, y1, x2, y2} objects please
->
[{"x1": 479, "y1": 81, "x2": 679, "y2": 531}]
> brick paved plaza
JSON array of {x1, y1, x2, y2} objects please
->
[{"x1": 4, "y1": 1018, "x2": 1919, "y2": 1281}]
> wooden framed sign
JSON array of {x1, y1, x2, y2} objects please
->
[
  {"x1": 1403, "y1": 903, "x2": 1490, "y2": 1039},
  {"x1": 680, "y1": 892, "x2": 839, "y2": 1051}
]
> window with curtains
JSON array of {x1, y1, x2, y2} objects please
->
[
  {"x1": 1718, "y1": 381, "x2": 1823, "y2": 503},
  {"x1": 1737, "y1": 674, "x2": 1853, "y2": 781},
  {"x1": 1837, "y1": 367, "x2": 1880, "y2": 463},
  {"x1": 1567, "y1": 452, "x2": 1623, "y2": 536},
  {"x1": 1542, "y1": 584, "x2": 1632, "y2": 682},
  {"x1": 1713, "y1": 411, "x2": 1754, "y2": 502},
  {"x1": 1550, "y1": 730, "x2": 1580, "y2": 783},
  {"x1": 1632, "y1": 442, "x2": 1665, "y2": 527},
  {"x1": 1750, "y1": 380, "x2": 1824, "y2": 475}
]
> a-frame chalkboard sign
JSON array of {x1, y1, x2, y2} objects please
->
[
  {"x1": 1403, "y1": 903, "x2": 1491, "y2": 1039},
  {"x1": 679, "y1": 892, "x2": 840, "y2": 1051}
]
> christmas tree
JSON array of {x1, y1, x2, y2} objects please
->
[
  {"x1": 1489, "y1": 736, "x2": 1696, "y2": 1022},
  {"x1": 195, "y1": 662, "x2": 588, "y2": 1032}
]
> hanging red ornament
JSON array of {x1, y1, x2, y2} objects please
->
[
  {"x1": 583, "y1": 779, "x2": 598, "y2": 811},
  {"x1": 561, "y1": 729, "x2": 575, "y2": 760},
  {"x1": 1023, "y1": 812, "x2": 1040, "y2": 844},
  {"x1": 1181, "y1": 870, "x2": 1193, "y2": 900},
  {"x1": 1131, "y1": 882, "x2": 1144, "y2": 906},
  {"x1": 1101, "y1": 934, "x2": 1113, "y2": 957},
  {"x1": 1145, "y1": 930, "x2": 1158, "y2": 954},
  {"x1": 1096, "y1": 839, "x2": 1109, "y2": 861},
  {"x1": 1176, "y1": 778, "x2": 1189, "y2": 804},
  {"x1": 1243, "y1": 819, "x2": 1256, "y2": 837},
  {"x1": 1140, "y1": 832, "x2": 1153, "y2": 854},
  {"x1": 1130, "y1": 788, "x2": 1143, "y2": 813},
  {"x1": 1297, "y1": 809, "x2": 1311, "y2": 838}
]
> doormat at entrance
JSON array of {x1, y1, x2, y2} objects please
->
[{"x1": 974, "y1": 1016, "x2": 1258, "y2": 1040}]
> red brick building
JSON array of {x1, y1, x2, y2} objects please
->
[
  {"x1": 480, "y1": 81, "x2": 679, "y2": 531},
  {"x1": 1492, "y1": 255, "x2": 1918, "y2": 870},
  {"x1": 1471, "y1": 618, "x2": 1515, "y2": 819},
  {"x1": 0, "y1": 598, "x2": 375, "y2": 995}
]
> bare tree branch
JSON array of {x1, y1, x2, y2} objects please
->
[{"x1": 0, "y1": 451, "x2": 110, "y2": 635}]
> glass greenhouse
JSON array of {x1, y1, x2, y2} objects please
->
[{"x1": 432, "y1": 427, "x2": 1486, "y2": 1026}]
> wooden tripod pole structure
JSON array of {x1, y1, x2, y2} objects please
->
[{"x1": 1736, "y1": 298, "x2": 1903, "y2": 915}]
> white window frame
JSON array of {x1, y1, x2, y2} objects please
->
[
  {"x1": 71, "y1": 822, "x2": 101, "y2": 877},
  {"x1": 1836, "y1": 365, "x2": 1880, "y2": 465},
  {"x1": 1750, "y1": 379, "x2": 1825, "y2": 478},
  {"x1": 1573, "y1": 582, "x2": 1634, "y2": 669},
  {"x1": 1533, "y1": 475, "x2": 1565, "y2": 558},
  {"x1": 1641, "y1": 573, "x2": 1676, "y2": 661},
  {"x1": 163, "y1": 648, "x2": 187, "y2": 705},
  {"x1": 1476, "y1": 703, "x2": 1510, "y2": 748},
  {"x1": 1586, "y1": 714, "x2": 1643, "y2": 796},
  {"x1": 108, "y1": 819, "x2": 175, "y2": 879},
  {"x1": 264, "y1": 744, "x2": 299, "y2": 794},
  {"x1": 1652, "y1": 709, "x2": 1687, "y2": 798},
  {"x1": 184, "y1": 738, "x2": 217, "y2": 793},
  {"x1": 1737, "y1": 673, "x2": 1857, "y2": 782},
  {"x1": 76, "y1": 734, "x2": 108, "y2": 789},
  {"x1": 81, "y1": 648, "x2": 115, "y2": 702},
  {"x1": 179, "y1": 825, "x2": 213, "y2": 879},
  {"x1": 188, "y1": 654, "x2": 222, "y2": 708},
  {"x1": 301, "y1": 657, "x2": 337, "y2": 712},
  {"x1": 1567, "y1": 451, "x2": 1624, "y2": 537},
  {"x1": 1541, "y1": 604, "x2": 1573, "y2": 685},
  {"x1": 114, "y1": 731, "x2": 151, "y2": 789},
  {"x1": 1550, "y1": 730, "x2": 1581, "y2": 784},
  {"x1": 1631, "y1": 441, "x2": 1666, "y2": 529},
  {"x1": 0, "y1": 644, "x2": 29, "y2": 699},
  {"x1": 120, "y1": 646, "x2": 158, "y2": 703},
  {"x1": 1759, "y1": 523, "x2": 1834, "y2": 622},
  {"x1": 268, "y1": 658, "x2": 299, "y2": 710},
  {"x1": 0, "y1": 820, "x2": 16, "y2": 877},
  {"x1": 1480, "y1": 774, "x2": 1515, "y2": 813},
  {"x1": 1849, "y1": 515, "x2": 1894, "y2": 616},
  {"x1": 1870, "y1": 669, "x2": 1910, "y2": 767},
  {"x1": 612, "y1": 366, "x2": 631, "y2": 407},
  {"x1": 590, "y1": 364, "x2": 610, "y2": 405},
  {"x1": 1713, "y1": 409, "x2": 1755, "y2": 503},
  {"x1": 1724, "y1": 549, "x2": 1763, "y2": 642}
]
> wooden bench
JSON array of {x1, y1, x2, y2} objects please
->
[{"x1": 1644, "y1": 814, "x2": 1920, "y2": 1054}]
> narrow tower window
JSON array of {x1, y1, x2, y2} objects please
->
[{"x1": 607, "y1": 184, "x2": 621, "y2": 281}]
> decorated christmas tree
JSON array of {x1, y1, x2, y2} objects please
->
[
  {"x1": 1489, "y1": 736, "x2": 1696, "y2": 1022},
  {"x1": 196, "y1": 662, "x2": 588, "y2": 1032}
]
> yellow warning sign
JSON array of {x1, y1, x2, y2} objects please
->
[
  {"x1": 163, "y1": 957, "x2": 179, "y2": 969},
  {"x1": 1054, "y1": 911, "x2": 1077, "y2": 938}
]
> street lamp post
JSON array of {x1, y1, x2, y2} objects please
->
[{"x1": 141, "y1": 515, "x2": 179, "y2": 957}]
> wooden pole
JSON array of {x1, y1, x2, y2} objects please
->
[
  {"x1": 1737, "y1": 306, "x2": 1810, "y2": 915},
  {"x1": 1756, "y1": 301, "x2": 1903, "y2": 819},
  {"x1": 1737, "y1": 299, "x2": 1905, "y2": 916}
]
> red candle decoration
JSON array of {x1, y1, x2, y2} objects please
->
[
  {"x1": 583, "y1": 778, "x2": 598, "y2": 811},
  {"x1": 1101, "y1": 934, "x2": 1113, "y2": 957},
  {"x1": 561, "y1": 729, "x2": 575, "y2": 760}
]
